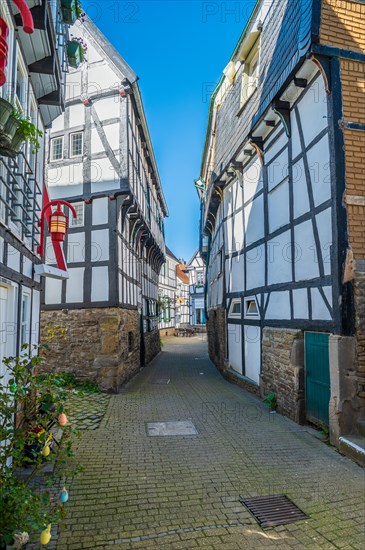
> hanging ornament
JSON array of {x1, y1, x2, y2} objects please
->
[
  {"x1": 59, "y1": 486, "x2": 69, "y2": 504},
  {"x1": 40, "y1": 525, "x2": 52, "y2": 545},
  {"x1": 58, "y1": 413, "x2": 68, "y2": 426},
  {"x1": 42, "y1": 444, "x2": 50, "y2": 457}
]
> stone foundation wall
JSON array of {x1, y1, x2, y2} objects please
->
[
  {"x1": 40, "y1": 307, "x2": 140, "y2": 393},
  {"x1": 144, "y1": 329, "x2": 161, "y2": 365},
  {"x1": 261, "y1": 328, "x2": 305, "y2": 423},
  {"x1": 206, "y1": 307, "x2": 226, "y2": 371},
  {"x1": 354, "y1": 264, "x2": 365, "y2": 401}
]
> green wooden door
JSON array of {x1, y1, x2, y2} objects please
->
[{"x1": 305, "y1": 332, "x2": 330, "y2": 426}]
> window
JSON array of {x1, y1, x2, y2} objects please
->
[
  {"x1": 196, "y1": 271, "x2": 204, "y2": 286},
  {"x1": 20, "y1": 292, "x2": 31, "y2": 346},
  {"x1": 228, "y1": 298, "x2": 242, "y2": 319},
  {"x1": 244, "y1": 297, "x2": 259, "y2": 318},
  {"x1": 240, "y1": 39, "x2": 260, "y2": 107},
  {"x1": 70, "y1": 132, "x2": 83, "y2": 157},
  {"x1": 69, "y1": 202, "x2": 84, "y2": 227},
  {"x1": 50, "y1": 137, "x2": 64, "y2": 161}
]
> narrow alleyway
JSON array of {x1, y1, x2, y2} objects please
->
[{"x1": 57, "y1": 337, "x2": 365, "y2": 549}]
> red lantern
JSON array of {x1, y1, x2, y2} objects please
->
[{"x1": 49, "y1": 206, "x2": 68, "y2": 242}]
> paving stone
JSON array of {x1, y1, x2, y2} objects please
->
[{"x1": 53, "y1": 337, "x2": 365, "y2": 549}]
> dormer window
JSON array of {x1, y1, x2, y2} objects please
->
[{"x1": 240, "y1": 38, "x2": 260, "y2": 107}]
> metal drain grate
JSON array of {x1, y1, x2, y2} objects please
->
[{"x1": 240, "y1": 494, "x2": 308, "y2": 528}]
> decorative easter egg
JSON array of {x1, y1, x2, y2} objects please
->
[
  {"x1": 42, "y1": 444, "x2": 50, "y2": 457},
  {"x1": 59, "y1": 487, "x2": 69, "y2": 503},
  {"x1": 40, "y1": 525, "x2": 51, "y2": 545},
  {"x1": 58, "y1": 413, "x2": 68, "y2": 426}
]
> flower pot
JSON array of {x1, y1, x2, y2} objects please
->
[
  {"x1": 61, "y1": 0, "x2": 78, "y2": 25},
  {"x1": 10, "y1": 128, "x2": 26, "y2": 153},
  {"x1": 2, "y1": 114, "x2": 20, "y2": 143},
  {"x1": 0, "y1": 98, "x2": 13, "y2": 132},
  {"x1": 67, "y1": 40, "x2": 83, "y2": 68}
]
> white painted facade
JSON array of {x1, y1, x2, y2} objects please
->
[
  {"x1": 0, "y1": 0, "x2": 69, "y2": 382},
  {"x1": 158, "y1": 249, "x2": 178, "y2": 330},
  {"x1": 43, "y1": 17, "x2": 168, "y2": 342},
  {"x1": 187, "y1": 251, "x2": 206, "y2": 326}
]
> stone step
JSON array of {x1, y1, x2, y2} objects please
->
[
  {"x1": 357, "y1": 419, "x2": 365, "y2": 438},
  {"x1": 339, "y1": 435, "x2": 365, "y2": 467}
]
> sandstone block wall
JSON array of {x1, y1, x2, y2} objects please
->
[
  {"x1": 40, "y1": 307, "x2": 140, "y2": 393},
  {"x1": 144, "y1": 329, "x2": 161, "y2": 366},
  {"x1": 206, "y1": 308, "x2": 226, "y2": 371},
  {"x1": 261, "y1": 328, "x2": 305, "y2": 423}
]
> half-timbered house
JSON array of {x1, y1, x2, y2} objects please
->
[
  {"x1": 199, "y1": 0, "x2": 365, "y2": 458},
  {"x1": 158, "y1": 247, "x2": 178, "y2": 335},
  {"x1": 186, "y1": 250, "x2": 206, "y2": 327},
  {"x1": 41, "y1": 16, "x2": 168, "y2": 392},
  {"x1": 0, "y1": 0, "x2": 70, "y2": 384},
  {"x1": 176, "y1": 262, "x2": 189, "y2": 327}
]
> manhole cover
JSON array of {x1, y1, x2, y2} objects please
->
[
  {"x1": 240, "y1": 495, "x2": 308, "y2": 528},
  {"x1": 152, "y1": 378, "x2": 170, "y2": 385},
  {"x1": 146, "y1": 421, "x2": 198, "y2": 436}
]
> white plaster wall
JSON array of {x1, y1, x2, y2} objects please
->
[
  {"x1": 92, "y1": 197, "x2": 109, "y2": 226},
  {"x1": 45, "y1": 278, "x2": 62, "y2": 305},
  {"x1": 267, "y1": 149, "x2": 289, "y2": 191},
  {"x1": 66, "y1": 268, "x2": 84, "y2": 303},
  {"x1": 265, "y1": 291, "x2": 291, "y2": 319},
  {"x1": 265, "y1": 131, "x2": 288, "y2": 164},
  {"x1": 268, "y1": 178, "x2": 290, "y2": 232},
  {"x1": 93, "y1": 96, "x2": 120, "y2": 122},
  {"x1": 297, "y1": 76, "x2": 328, "y2": 149},
  {"x1": 293, "y1": 288, "x2": 309, "y2": 319},
  {"x1": 91, "y1": 266, "x2": 109, "y2": 302},
  {"x1": 228, "y1": 324, "x2": 242, "y2": 374},
  {"x1": 244, "y1": 325, "x2": 261, "y2": 384},
  {"x1": 69, "y1": 103, "x2": 85, "y2": 127},
  {"x1": 228, "y1": 254, "x2": 245, "y2": 292},
  {"x1": 245, "y1": 194, "x2": 264, "y2": 245},
  {"x1": 316, "y1": 207, "x2": 332, "y2": 276},
  {"x1": 246, "y1": 244, "x2": 265, "y2": 290},
  {"x1": 311, "y1": 287, "x2": 332, "y2": 320},
  {"x1": 67, "y1": 232, "x2": 85, "y2": 263},
  {"x1": 243, "y1": 158, "x2": 263, "y2": 202},
  {"x1": 267, "y1": 230, "x2": 292, "y2": 285},
  {"x1": 292, "y1": 158, "x2": 310, "y2": 218},
  {"x1": 91, "y1": 229, "x2": 109, "y2": 262},
  {"x1": 90, "y1": 157, "x2": 119, "y2": 193},
  {"x1": 22, "y1": 256, "x2": 33, "y2": 278},
  {"x1": 7, "y1": 246, "x2": 20, "y2": 272},
  {"x1": 294, "y1": 220, "x2": 320, "y2": 280},
  {"x1": 307, "y1": 133, "x2": 331, "y2": 207}
]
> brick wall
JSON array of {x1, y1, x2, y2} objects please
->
[
  {"x1": 341, "y1": 58, "x2": 365, "y2": 259},
  {"x1": 261, "y1": 328, "x2": 305, "y2": 424},
  {"x1": 206, "y1": 308, "x2": 226, "y2": 371},
  {"x1": 320, "y1": 0, "x2": 365, "y2": 54},
  {"x1": 40, "y1": 308, "x2": 140, "y2": 393}
]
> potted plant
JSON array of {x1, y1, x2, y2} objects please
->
[
  {"x1": 61, "y1": 0, "x2": 82, "y2": 25},
  {"x1": 0, "y1": 110, "x2": 42, "y2": 157},
  {"x1": 0, "y1": 97, "x2": 14, "y2": 132},
  {"x1": 67, "y1": 37, "x2": 86, "y2": 68}
]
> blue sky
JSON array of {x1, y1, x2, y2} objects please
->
[{"x1": 85, "y1": 0, "x2": 255, "y2": 261}]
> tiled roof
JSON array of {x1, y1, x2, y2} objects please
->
[{"x1": 176, "y1": 263, "x2": 189, "y2": 284}]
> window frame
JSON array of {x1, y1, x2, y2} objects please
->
[
  {"x1": 69, "y1": 202, "x2": 85, "y2": 228},
  {"x1": 244, "y1": 296, "x2": 260, "y2": 319},
  {"x1": 70, "y1": 132, "x2": 84, "y2": 158},
  {"x1": 228, "y1": 298, "x2": 242, "y2": 319},
  {"x1": 50, "y1": 136, "x2": 64, "y2": 162}
]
